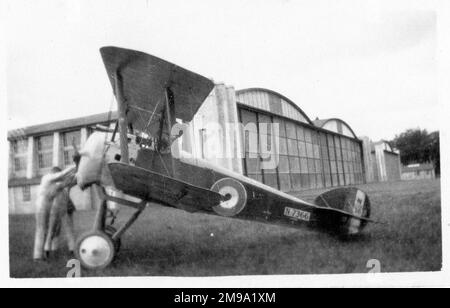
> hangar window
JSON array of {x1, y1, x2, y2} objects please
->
[
  {"x1": 319, "y1": 133, "x2": 330, "y2": 187},
  {"x1": 241, "y1": 110, "x2": 265, "y2": 185},
  {"x1": 335, "y1": 136, "x2": 345, "y2": 186},
  {"x1": 327, "y1": 135, "x2": 338, "y2": 186},
  {"x1": 273, "y1": 118, "x2": 291, "y2": 191},
  {"x1": 238, "y1": 105, "x2": 364, "y2": 192},
  {"x1": 342, "y1": 138, "x2": 351, "y2": 184}
]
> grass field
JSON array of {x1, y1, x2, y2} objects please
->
[{"x1": 9, "y1": 179, "x2": 442, "y2": 278}]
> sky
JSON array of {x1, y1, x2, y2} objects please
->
[{"x1": 5, "y1": 0, "x2": 438, "y2": 140}]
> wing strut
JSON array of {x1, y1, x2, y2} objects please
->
[
  {"x1": 164, "y1": 87, "x2": 176, "y2": 178},
  {"x1": 114, "y1": 72, "x2": 130, "y2": 164}
]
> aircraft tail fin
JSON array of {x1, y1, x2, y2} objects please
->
[{"x1": 314, "y1": 187, "x2": 372, "y2": 236}]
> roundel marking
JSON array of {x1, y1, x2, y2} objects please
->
[{"x1": 211, "y1": 177, "x2": 248, "y2": 217}]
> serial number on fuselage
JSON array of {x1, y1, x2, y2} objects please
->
[{"x1": 284, "y1": 207, "x2": 311, "y2": 222}]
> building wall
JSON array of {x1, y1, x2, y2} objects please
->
[
  {"x1": 8, "y1": 126, "x2": 94, "y2": 215},
  {"x1": 361, "y1": 136, "x2": 376, "y2": 183},
  {"x1": 371, "y1": 141, "x2": 402, "y2": 182},
  {"x1": 9, "y1": 185, "x2": 38, "y2": 215},
  {"x1": 401, "y1": 169, "x2": 435, "y2": 180},
  {"x1": 8, "y1": 187, "x2": 16, "y2": 214},
  {"x1": 9, "y1": 184, "x2": 95, "y2": 215},
  {"x1": 371, "y1": 152, "x2": 380, "y2": 182},
  {"x1": 385, "y1": 152, "x2": 401, "y2": 181}
]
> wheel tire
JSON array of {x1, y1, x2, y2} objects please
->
[
  {"x1": 75, "y1": 231, "x2": 115, "y2": 270},
  {"x1": 211, "y1": 178, "x2": 247, "y2": 217}
]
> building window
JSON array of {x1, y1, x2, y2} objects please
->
[
  {"x1": 62, "y1": 130, "x2": 81, "y2": 167},
  {"x1": 14, "y1": 157, "x2": 26, "y2": 171},
  {"x1": 37, "y1": 135, "x2": 53, "y2": 151},
  {"x1": 63, "y1": 130, "x2": 81, "y2": 147},
  {"x1": 13, "y1": 139, "x2": 28, "y2": 154},
  {"x1": 63, "y1": 151, "x2": 71, "y2": 166},
  {"x1": 22, "y1": 186, "x2": 31, "y2": 202},
  {"x1": 11, "y1": 139, "x2": 28, "y2": 175},
  {"x1": 38, "y1": 152, "x2": 52, "y2": 169},
  {"x1": 35, "y1": 135, "x2": 53, "y2": 173}
]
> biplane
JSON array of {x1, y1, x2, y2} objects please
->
[{"x1": 74, "y1": 46, "x2": 373, "y2": 270}]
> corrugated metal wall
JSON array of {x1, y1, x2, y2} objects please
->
[
  {"x1": 236, "y1": 89, "x2": 309, "y2": 124},
  {"x1": 322, "y1": 120, "x2": 355, "y2": 138}
]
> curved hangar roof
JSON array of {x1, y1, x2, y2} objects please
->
[
  {"x1": 313, "y1": 118, "x2": 358, "y2": 138},
  {"x1": 236, "y1": 88, "x2": 314, "y2": 125},
  {"x1": 236, "y1": 88, "x2": 358, "y2": 139}
]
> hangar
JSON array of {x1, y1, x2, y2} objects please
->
[
  {"x1": 235, "y1": 88, "x2": 364, "y2": 191},
  {"x1": 177, "y1": 85, "x2": 365, "y2": 193},
  {"x1": 8, "y1": 84, "x2": 393, "y2": 214}
]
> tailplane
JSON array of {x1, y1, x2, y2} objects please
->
[{"x1": 314, "y1": 187, "x2": 372, "y2": 236}]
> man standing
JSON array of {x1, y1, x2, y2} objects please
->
[
  {"x1": 33, "y1": 166, "x2": 76, "y2": 260},
  {"x1": 44, "y1": 185, "x2": 77, "y2": 257}
]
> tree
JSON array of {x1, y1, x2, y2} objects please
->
[
  {"x1": 427, "y1": 131, "x2": 440, "y2": 176},
  {"x1": 391, "y1": 128, "x2": 440, "y2": 176}
]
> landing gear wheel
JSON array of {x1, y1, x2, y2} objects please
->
[
  {"x1": 75, "y1": 231, "x2": 115, "y2": 270},
  {"x1": 105, "y1": 225, "x2": 122, "y2": 253}
]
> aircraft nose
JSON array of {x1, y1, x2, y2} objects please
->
[{"x1": 76, "y1": 132, "x2": 108, "y2": 189}]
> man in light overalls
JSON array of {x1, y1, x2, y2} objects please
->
[{"x1": 33, "y1": 166, "x2": 76, "y2": 260}]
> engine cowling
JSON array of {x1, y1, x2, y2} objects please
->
[{"x1": 76, "y1": 132, "x2": 118, "y2": 189}]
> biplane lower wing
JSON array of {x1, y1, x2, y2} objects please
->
[{"x1": 108, "y1": 162, "x2": 224, "y2": 212}]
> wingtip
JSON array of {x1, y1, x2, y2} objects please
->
[{"x1": 99, "y1": 46, "x2": 118, "y2": 56}]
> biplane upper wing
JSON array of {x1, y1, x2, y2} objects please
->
[
  {"x1": 108, "y1": 162, "x2": 225, "y2": 212},
  {"x1": 100, "y1": 46, "x2": 215, "y2": 134}
]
